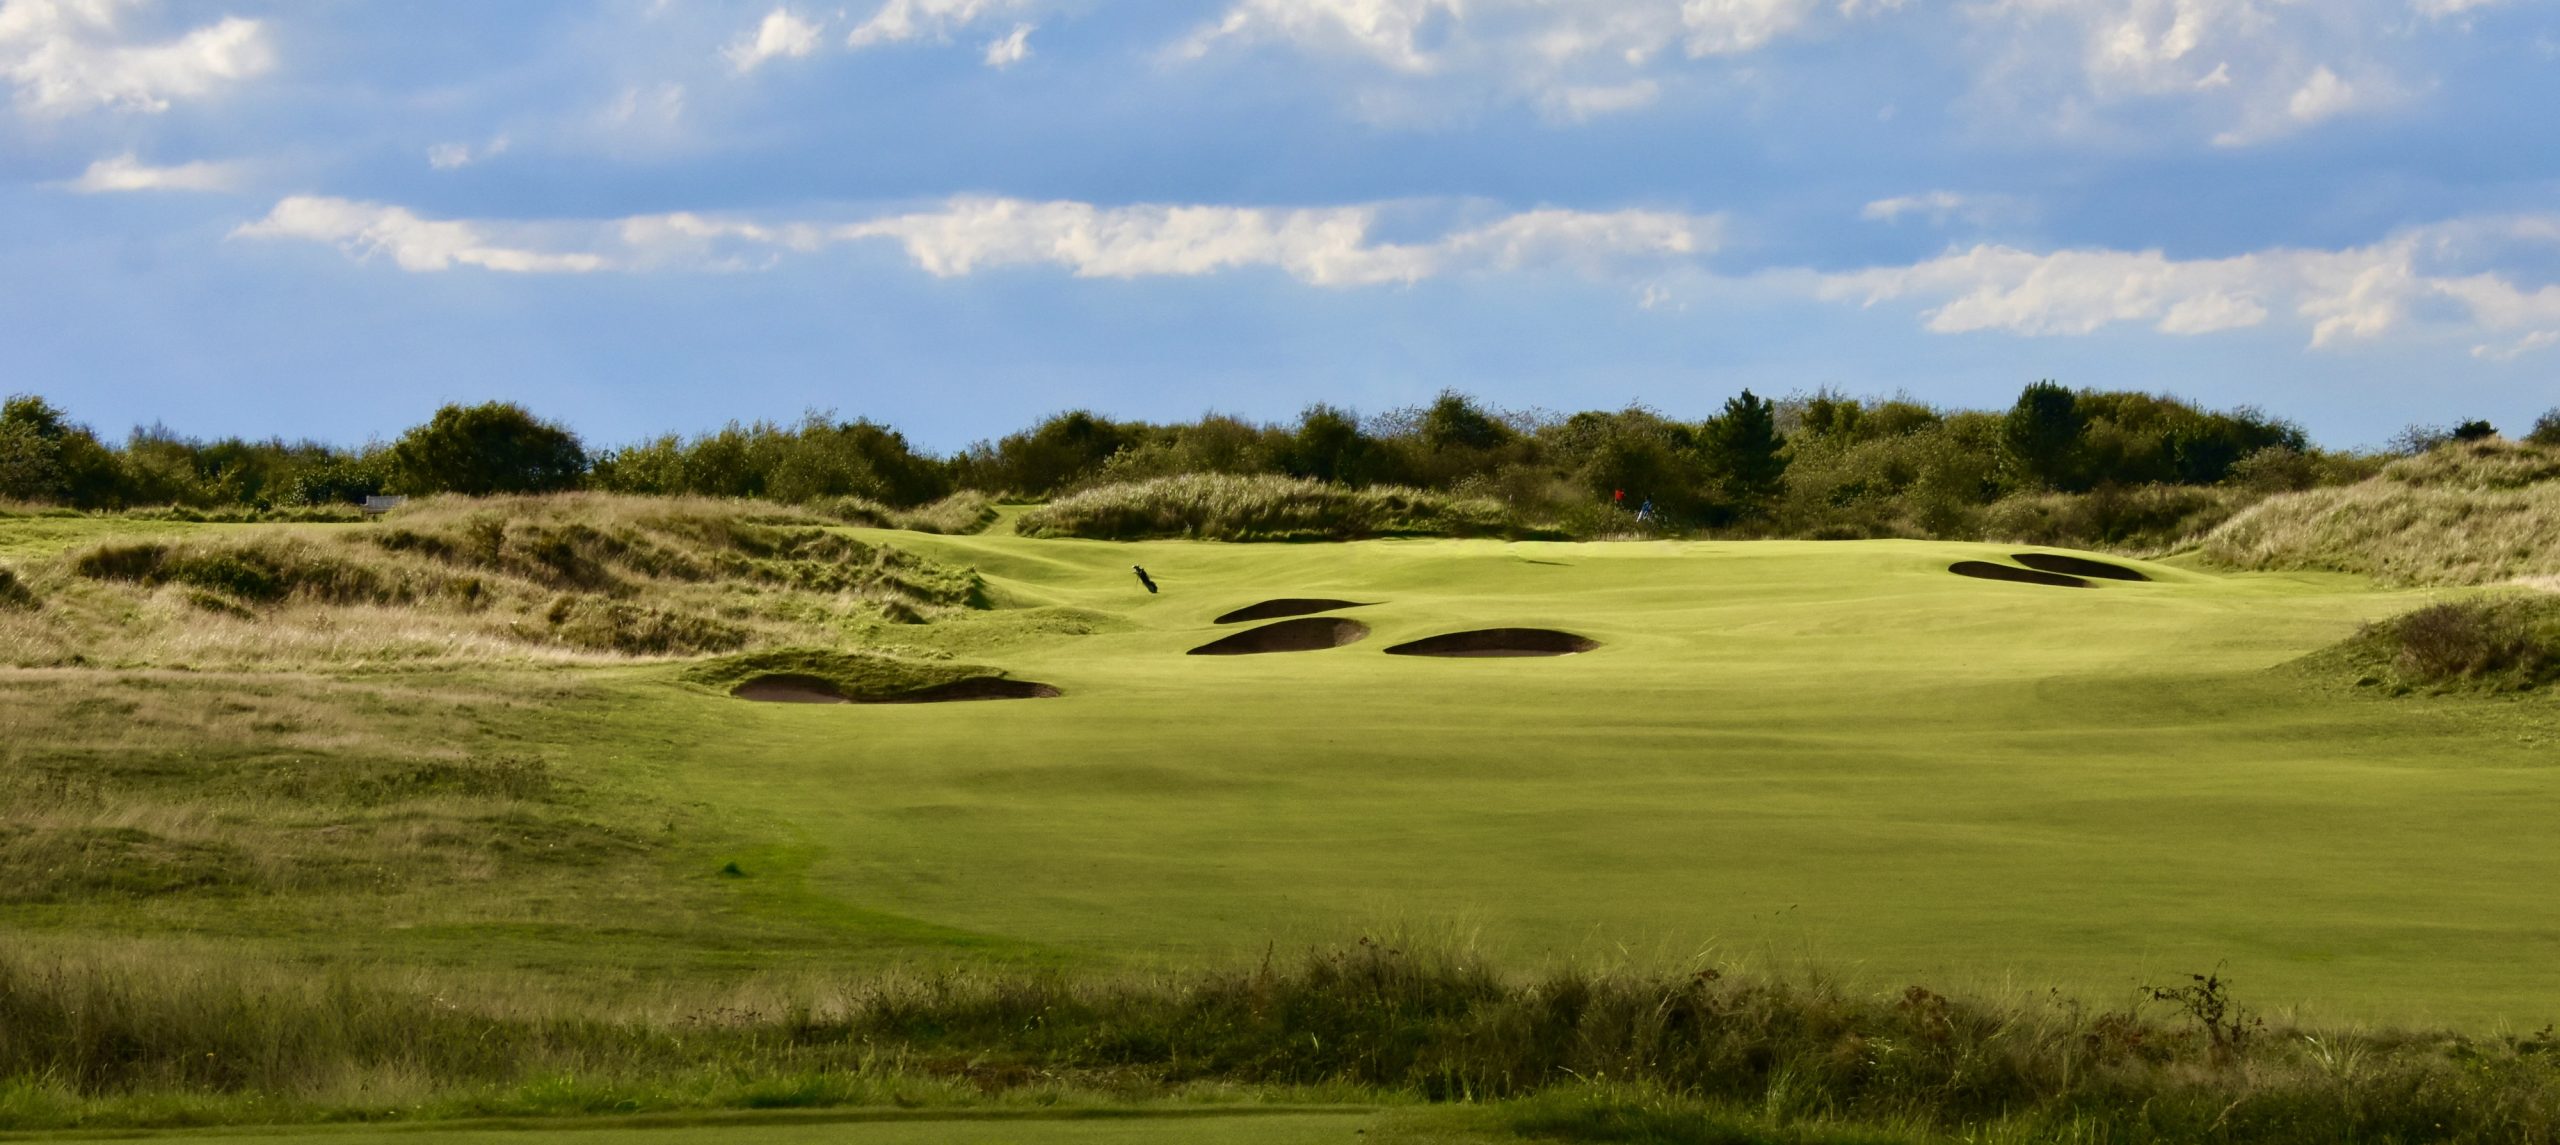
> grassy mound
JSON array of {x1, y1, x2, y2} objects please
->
[
  {"x1": 822, "y1": 490, "x2": 998, "y2": 535},
  {"x1": 680, "y1": 647, "x2": 1005, "y2": 700},
  {"x1": 13, "y1": 494, "x2": 989, "y2": 666},
  {"x1": 0, "y1": 567, "x2": 33, "y2": 610},
  {"x1": 2309, "y1": 594, "x2": 2560, "y2": 694},
  {"x1": 1014, "y1": 474, "x2": 1536, "y2": 541},
  {"x1": 2203, "y1": 439, "x2": 2560, "y2": 585}
]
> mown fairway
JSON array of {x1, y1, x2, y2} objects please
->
[{"x1": 564, "y1": 523, "x2": 2554, "y2": 1026}]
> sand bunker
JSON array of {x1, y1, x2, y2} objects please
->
[
  {"x1": 2012, "y1": 552, "x2": 2150, "y2": 582},
  {"x1": 1188, "y1": 617, "x2": 1370, "y2": 655},
  {"x1": 1383, "y1": 628, "x2": 1599, "y2": 657},
  {"x1": 732, "y1": 674, "x2": 1060, "y2": 703},
  {"x1": 1948, "y1": 561, "x2": 2091, "y2": 589},
  {"x1": 1214, "y1": 598, "x2": 1368, "y2": 624}
]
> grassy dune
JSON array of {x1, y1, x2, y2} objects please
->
[
  {"x1": 1014, "y1": 474, "x2": 1534, "y2": 541},
  {"x1": 2203, "y1": 439, "x2": 2560, "y2": 586}
]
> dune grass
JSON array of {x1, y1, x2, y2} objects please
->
[
  {"x1": 0, "y1": 494, "x2": 987, "y2": 668},
  {"x1": 823, "y1": 491, "x2": 999, "y2": 535},
  {"x1": 2203, "y1": 439, "x2": 2560, "y2": 586},
  {"x1": 1013, "y1": 474, "x2": 1540, "y2": 541}
]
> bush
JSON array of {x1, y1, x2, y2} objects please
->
[
  {"x1": 391, "y1": 403, "x2": 587, "y2": 496},
  {"x1": 2385, "y1": 599, "x2": 2558, "y2": 688},
  {"x1": 2530, "y1": 408, "x2": 2560, "y2": 447}
]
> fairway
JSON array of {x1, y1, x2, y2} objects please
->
[{"x1": 532, "y1": 527, "x2": 2557, "y2": 1026}]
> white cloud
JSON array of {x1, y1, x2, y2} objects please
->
[
  {"x1": 2473, "y1": 330, "x2": 2559, "y2": 362},
  {"x1": 0, "y1": 0, "x2": 274, "y2": 114},
  {"x1": 848, "y1": 0, "x2": 1022, "y2": 48},
  {"x1": 726, "y1": 6, "x2": 823, "y2": 72},
  {"x1": 233, "y1": 197, "x2": 610, "y2": 274},
  {"x1": 982, "y1": 23, "x2": 1032, "y2": 68},
  {"x1": 1540, "y1": 78, "x2": 1660, "y2": 121},
  {"x1": 1808, "y1": 220, "x2": 2560, "y2": 349},
  {"x1": 66, "y1": 151, "x2": 237, "y2": 192},
  {"x1": 1174, "y1": 0, "x2": 1901, "y2": 114},
  {"x1": 426, "y1": 135, "x2": 510, "y2": 170},
  {"x1": 2412, "y1": 0, "x2": 2505, "y2": 16},
  {"x1": 1861, "y1": 191, "x2": 1971, "y2": 224},
  {"x1": 234, "y1": 194, "x2": 1715, "y2": 288}
]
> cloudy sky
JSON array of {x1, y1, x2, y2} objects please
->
[{"x1": 3, "y1": 0, "x2": 2555, "y2": 451}]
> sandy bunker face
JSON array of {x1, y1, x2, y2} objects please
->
[
  {"x1": 2012, "y1": 552, "x2": 2149, "y2": 582},
  {"x1": 1214, "y1": 598, "x2": 1367, "y2": 624},
  {"x1": 1188, "y1": 617, "x2": 1370, "y2": 655},
  {"x1": 731, "y1": 674, "x2": 1061, "y2": 703},
  {"x1": 1384, "y1": 628, "x2": 1599, "y2": 657},
  {"x1": 1948, "y1": 560, "x2": 2091, "y2": 589}
]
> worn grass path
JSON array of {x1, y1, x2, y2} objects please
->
[{"x1": 561, "y1": 529, "x2": 2560, "y2": 1027}]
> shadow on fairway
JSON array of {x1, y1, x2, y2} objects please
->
[
  {"x1": 1948, "y1": 560, "x2": 2093, "y2": 589},
  {"x1": 1214, "y1": 598, "x2": 1370, "y2": 624},
  {"x1": 733, "y1": 675, "x2": 1062, "y2": 703},
  {"x1": 2013, "y1": 552, "x2": 2150, "y2": 581},
  {"x1": 1189, "y1": 617, "x2": 1370, "y2": 655},
  {"x1": 1384, "y1": 628, "x2": 1599, "y2": 657}
]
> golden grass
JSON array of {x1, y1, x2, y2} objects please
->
[
  {"x1": 0, "y1": 493, "x2": 988, "y2": 669},
  {"x1": 2202, "y1": 440, "x2": 2560, "y2": 585}
]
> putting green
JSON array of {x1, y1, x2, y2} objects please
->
[{"x1": 573, "y1": 532, "x2": 2560, "y2": 1027}]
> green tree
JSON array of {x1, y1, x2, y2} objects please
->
[
  {"x1": 1419, "y1": 390, "x2": 1511, "y2": 453},
  {"x1": 2530, "y1": 408, "x2": 2560, "y2": 447},
  {"x1": 390, "y1": 402, "x2": 588, "y2": 495},
  {"x1": 2002, "y1": 380, "x2": 2086, "y2": 489},
  {"x1": 1703, "y1": 389, "x2": 1787, "y2": 518},
  {"x1": 1285, "y1": 404, "x2": 1375, "y2": 485}
]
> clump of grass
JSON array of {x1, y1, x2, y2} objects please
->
[
  {"x1": 0, "y1": 567, "x2": 33, "y2": 611},
  {"x1": 2204, "y1": 439, "x2": 2560, "y2": 585},
  {"x1": 2304, "y1": 594, "x2": 2560, "y2": 694},
  {"x1": 822, "y1": 491, "x2": 997, "y2": 535},
  {"x1": 1015, "y1": 474, "x2": 1541, "y2": 541},
  {"x1": 679, "y1": 647, "x2": 996, "y2": 699},
  {"x1": 1976, "y1": 483, "x2": 2254, "y2": 554}
]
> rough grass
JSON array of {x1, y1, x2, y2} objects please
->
[
  {"x1": 2, "y1": 494, "x2": 988, "y2": 667},
  {"x1": 2306, "y1": 594, "x2": 2560, "y2": 695},
  {"x1": 2203, "y1": 440, "x2": 2560, "y2": 585},
  {"x1": 1975, "y1": 483, "x2": 2257, "y2": 554},
  {"x1": 824, "y1": 491, "x2": 998, "y2": 535},
  {"x1": 0, "y1": 669, "x2": 649, "y2": 907},
  {"x1": 10, "y1": 941, "x2": 2560, "y2": 1141},
  {"x1": 1015, "y1": 474, "x2": 1538, "y2": 542}
]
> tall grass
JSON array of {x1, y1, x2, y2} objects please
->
[
  {"x1": 822, "y1": 491, "x2": 997, "y2": 535},
  {"x1": 1015, "y1": 474, "x2": 1542, "y2": 542},
  {"x1": 2308, "y1": 595, "x2": 2560, "y2": 694},
  {"x1": 2204, "y1": 440, "x2": 2560, "y2": 585},
  {"x1": 8, "y1": 940, "x2": 2560, "y2": 1140},
  {"x1": 0, "y1": 494, "x2": 988, "y2": 667}
]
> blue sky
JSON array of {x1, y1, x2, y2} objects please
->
[{"x1": 2, "y1": 0, "x2": 2555, "y2": 452}]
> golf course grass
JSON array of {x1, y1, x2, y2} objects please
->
[
  {"x1": 9, "y1": 507, "x2": 2560, "y2": 1139},
  {"x1": 591, "y1": 523, "x2": 2551, "y2": 1026}
]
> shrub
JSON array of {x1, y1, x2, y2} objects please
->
[
  {"x1": 2386, "y1": 599, "x2": 2558, "y2": 688},
  {"x1": 2530, "y1": 408, "x2": 2560, "y2": 447},
  {"x1": 391, "y1": 403, "x2": 587, "y2": 496}
]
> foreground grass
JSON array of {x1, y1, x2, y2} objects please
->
[{"x1": 10, "y1": 941, "x2": 2560, "y2": 1142}]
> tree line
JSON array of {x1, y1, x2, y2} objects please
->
[{"x1": 5, "y1": 387, "x2": 2555, "y2": 537}]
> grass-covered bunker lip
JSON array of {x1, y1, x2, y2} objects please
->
[
  {"x1": 684, "y1": 649, "x2": 1060, "y2": 703},
  {"x1": 1213, "y1": 598, "x2": 1370, "y2": 624},
  {"x1": 1188, "y1": 617, "x2": 1370, "y2": 655},
  {"x1": 1383, "y1": 628, "x2": 1599, "y2": 657},
  {"x1": 1949, "y1": 560, "x2": 2092, "y2": 589},
  {"x1": 2014, "y1": 552, "x2": 2151, "y2": 581}
]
